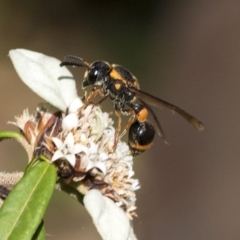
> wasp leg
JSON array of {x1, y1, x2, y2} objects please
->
[
  {"x1": 113, "y1": 110, "x2": 122, "y2": 149},
  {"x1": 118, "y1": 110, "x2": 135, "y2": 139},
  {"x1": 83, "y1": 88, "x2": 106, "y2": 105},
  {"x1": 85, "y1": 88, "x2": 100, "y2": 102},
  {"x1": 96, "y1": 94, "x2": 108, "y2": 105},
  {"x1": 113, "y1": 109, "x2": 136, "y2": 150}
]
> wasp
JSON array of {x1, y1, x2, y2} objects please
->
[{"x1": 60, "y1": 56, "x2": 204, "y2": 156}]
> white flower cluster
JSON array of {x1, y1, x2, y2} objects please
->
[
  {"x1": 50, "y1": 98, "x2": 140, "y2": 217},
  {"x1": 9, "y1": 49, "x2": 140, "y2": 218},
  {"x1": 9, "y1": 49, "x2": 139, "y2": 239}
]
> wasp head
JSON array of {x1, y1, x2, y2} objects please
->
[{"x1": 82, "y1": 61, "x2": 111, "y2": 89}]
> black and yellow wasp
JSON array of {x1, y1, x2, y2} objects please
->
[{"x1": 60, "y1": 56, "x2": 204, "y2": 156}]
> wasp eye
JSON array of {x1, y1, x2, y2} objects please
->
[
  {"x1": 90, "y1": 61, "x2": 110, "y2": 83},
  {"x1": 88, "y1": 68, "x2": 99, "y2": 84}
]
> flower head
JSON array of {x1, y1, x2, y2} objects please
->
[
  {"x1": 9, "y1": 49, "x2": 140, "y2": 220},
  {"x1": 51, "y1": 132, "x2": 83, "y2": 166}
]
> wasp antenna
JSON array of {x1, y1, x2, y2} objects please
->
[{"x1": 60, "y1": 55, "x2": 90, "y2": 68}]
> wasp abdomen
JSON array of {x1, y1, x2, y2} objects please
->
[{"x1": 128, "y1": 121, "x2": 155, "y2": 156}]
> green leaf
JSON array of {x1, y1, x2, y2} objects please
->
[
  {"x1": 25, "y1": 155, "x2": 50, "y2": 174},
  {"x1": 32, "y1": 221, "x2": 45, "y2": 240},
  {"x1": 0, "y1": 161, "x2": 56, "y2": 240}
]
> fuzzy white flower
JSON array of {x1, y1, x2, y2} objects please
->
[
  {"x1": 52, "y1": 132, "x2": 82, "y2": 166},
  {"x1": 62, "y1": 112, "x2": 79, "y2": 131}
]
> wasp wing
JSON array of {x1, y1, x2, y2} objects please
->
[
  {"x1": 139, "y1": 99, "x2": 169, "y2": 144},
  {"x1": 129, "y1": 87, "x2": 204, "y2": 131}
]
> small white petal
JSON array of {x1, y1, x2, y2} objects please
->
[
  {"x1": 9, "y1": 49, "x2": 78, "y2": 111},
  {"x1": 128, "y1": 170, "x2": 135, "y2": 178},
  {"x1": 89, "y1": 141, "x2": 98, "y2": 154},
  {"x1": 65, "y1": 154, "x2": 76, "y2": 166},
  {"x1": 64, "y1": 132, "x2": 74, "y2": 148},
  {"x1": 52, "y1": 150, "x2": 65, "y2": 161},
  {"x1": 68, "y1": 97, "x2": 83, "y2": 113},
  {"x1": 63, "y1": 148, "x2": 69, "y2": 155},
  {"x1": 62, "y1": 113, "x2": 78, "y2": 131},
  {"x1": 80, "y1": 133, "x2": 87, "y2": 141},
  {"x1": 94, "y1": 162, "x2": 107, "y2": 175},
  {"x1": 52, "y1": 137, "x2": 64, "y2": 150},
  {"x1": 84, "y1": 190, "x2": 137, "y2": 240},
  {"x1": 76, "y1": 144, "x2": 90, "y2": 156},
  {"x1": 86, "y1": 161, "x2": 94, "y2": 171},
  {"x1": 80, "y1": 156, "x2": 90, "y2": 169},
  {"x1": 131, "y1": 181, "x2": 140, "y2": 191},
  {"x1": 73, "y1": 143, "x2": 83, "y2": 154},
  {"x1": 99, "y1": 152, "x2": 108, "y2": 161}
]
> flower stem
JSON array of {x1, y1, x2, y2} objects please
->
[{"x1": 0, "y1": 131, "x2": 23, "y2": 141}]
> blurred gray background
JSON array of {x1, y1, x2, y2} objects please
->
[{"x1": 0, "y1": 1, "x2": 240, "y2": 239}]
